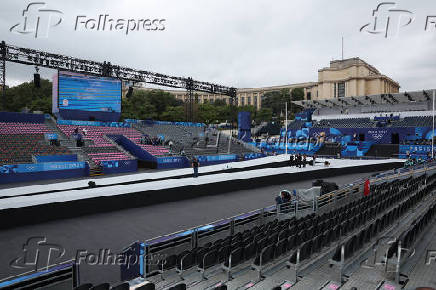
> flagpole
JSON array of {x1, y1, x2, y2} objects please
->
[{"x1": 285, "y1": 102, "x2": 288, "y2": 156}]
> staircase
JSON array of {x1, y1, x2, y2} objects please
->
[
  {"x1": 365, "y1": 144, "x2": 399, "y2": 158},
  {"x1": 45, "y1": 118, "x2": 100, "y2": 171},
  {"x1": 103, "y1": 135, "x2": 135, "y2": 160}
]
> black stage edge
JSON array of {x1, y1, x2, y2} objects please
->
[
  {"x1": 7, "y1": 159, "x2": 292, "y2": 197},
  {"x1": 0, "y1": 161, "x2": 403, "y2": 230}
]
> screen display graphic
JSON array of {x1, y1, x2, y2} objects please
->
[{"x1": 58, "y1": 71, "x2": 121, "y2": 113}]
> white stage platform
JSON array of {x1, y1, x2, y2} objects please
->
[
  {"x1": 0, "y1": 155, "x2": 291, "y2": 197},
  {"x1": 0, "y1": 158, "x2": 402, "y2": 210}
]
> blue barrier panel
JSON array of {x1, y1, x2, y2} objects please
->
[
  {"x1": 109, "y1": 135, "x2": 156, "y2": 162},
  {"x1": 137, "y1": 119, "x2": 205, "y2": 127},
  {"x1": 374, "y1": 116, "x2": 400, "y2": 121},
  {"x1": 238, "y1": 111, "x2": 251, "y2": 142},
  {"x1": 196, "y1": 154, "x2": 238, "y2": 166},
  {"x1": 44, "y1": 133, "x2": 58, "y2": 140},
  {"x1": 57, "y1": 119, "x2": 130, "y2": 128},
  {"x1": 0, "y1": 111, "x2": 45, "y2": 123},
  {"x1": 101, "y1": 159, "x2": 138, "y2": 174},
  {"x1": 58, "y1": 109, "x2": 121, "y2": 122},
  {"x1": 120, "y1": 242, "x2": 144, "y2": 281},
  {"x1": 0, "y1": 161, "x2": 85, "y2": 174},
  {"x1": 156, "y1": 156, "x2": 190, "y2": 169},
  {"x1": 123, "y1": 119, "x2": 138, "y2": 124},
  {"x1": 34, "y1": 154, "x2": 78, "y2": 163},
  {"x1": 0, "y1": 261, "x2": 74, "y2": 288},
  {"x1": 244, "y1": 153, "x2": 266, "y2": 160},
  {"x1": 341, "y1": 141, "x2": 373, "y2": 157},
  {"x1": 399, "y1": 144, "x2": 432, "y2": 154},
  {"x1": 0, "y1": 162, "x2": 89, "y2": 184},
  {"x1": 309, "y1": 127, "x2": 423, "y2": 144}
]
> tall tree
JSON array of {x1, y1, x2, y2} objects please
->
[
  {"x1": 1, "y1": 79, "x2": 52, "y2": 113},
  {"x1": 261, "y1": 87, "x2": 304, "y2": 120},
  {"x1": 121, "y1": 89, "x2": 183, "y2": 120},
  {"x1": 291, "y1": 87, "x2": 305, "y2": 101}
]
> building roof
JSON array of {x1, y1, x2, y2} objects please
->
[{"x1": 293, "y1": 89, "x2": 435, "y2": 109}]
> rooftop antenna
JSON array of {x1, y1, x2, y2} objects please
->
[{"x1": 341, "y1": 36, "x2": 344, "y2": 60}]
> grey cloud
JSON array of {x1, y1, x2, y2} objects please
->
[{"x1": 0, "y1": 0, "x2": 435, "y2": 91}]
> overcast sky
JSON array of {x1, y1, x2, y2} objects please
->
[{"x1": 0, "y1": 0, "x2": 435, "y2": 91}]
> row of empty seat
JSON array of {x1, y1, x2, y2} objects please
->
[
  {"x1": 57, "y1": 124, "x2": 171, "y2": 166},
  {"x1": 393, "y1": 116, "x2": 433, "y2": 127},
  {"x1": 74, "y1": 281, "x2": 224, "y2": 290},
  {"x1": 313, "y1": 118, "x2": 374, "y2": 128},
  {"x1": 142, "y1": 172, "x2": 432, "y2": 289},
  {"x1": 0, "y1": 122, "x2": 52, "y2": 134},
  {"x1": 385, "y1": 198, "x2": 436, "y2": 262},
  {"x1": 0, "y1": 122, "x2": 72, "y2": 165},
  {"x1": 330, "y1": 174, "x2": 434, "y2": 265}
]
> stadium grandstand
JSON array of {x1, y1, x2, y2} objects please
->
[
  {"x1": 0, "y1": 36, "x2": 436, "y2": 290},
  {"x1": 0, "y1": 112, "x2": 261, "y2": 182},
  {"x1": 253, "y1": 89, "x2": 436, "y2": 162},
  {"x1": 5, "y1": 159, "x2": 432, "y2": 290}
]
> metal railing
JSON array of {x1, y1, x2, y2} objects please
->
[{"x1": 126, "y1": 161, "x2": 436, "y2": 278}]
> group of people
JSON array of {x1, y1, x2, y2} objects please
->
[
  {"x1": 404, "y1": 156, "x2": 429, "y2": 168},
  {"x1": 73, "y1": 127, "x2": 85, "y2": 147},
  {"x1": 289, "y1": 153, "x2": 316, "y2": 168}
]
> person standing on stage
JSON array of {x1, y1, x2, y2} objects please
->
[
  {"x1": 296, "y1": 154, "x2": 302, "y2": 168},
  {"x1": 289, "y1": 154, "x2": 295, "y2": 167},
  {"x1": 303, "y1": 154, "x2": 307, "y2": 168},
  {"x1": 312, "y1": 154, "x2": 317, "y2": 166},
  {"x1": 192, "y1": 157, "x2": 200, "y2": 178}
]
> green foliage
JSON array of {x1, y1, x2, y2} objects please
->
[
  {"x1": 197, "y1": 103, "x2": 220, "y2": 124},
  {"x1": 0, "y1": 79, "x2": 276, "y2": 125},
  {"x1": 160, "y1": 106, "x2": 185, "y2": 122},
  {"x1": 261, "y1": 87, "x2": 304, "y2": 119},
  {"x1": 213, "y1": 99, "x2": 227, "y2": 106},
  {"x1": 0, "y1": 79, "x2": 52, "y2": 113},
  {"x1": 254, "y1": 108, "x2": 273, "y2": 123},
  {"x1": 291, "y1": 87, "x2": 305, "y2": 101},
  {"x1": 261, "y1": 89, "x2": 290, "y2": 117},
  {"x1": 121, "y1": 89, "x2": 182, "y2": 120}
]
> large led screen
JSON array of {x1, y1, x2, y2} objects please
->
[{"x1": 58, "y1": 71, "x2": 121, "y2": 113}]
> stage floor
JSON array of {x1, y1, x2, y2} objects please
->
[
  {"x1": 0, "y1": 155, "x2": 290, "y2": 192},
  {"x1": 0, "y1": 158, "x2": 402, "y2": 209}
]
